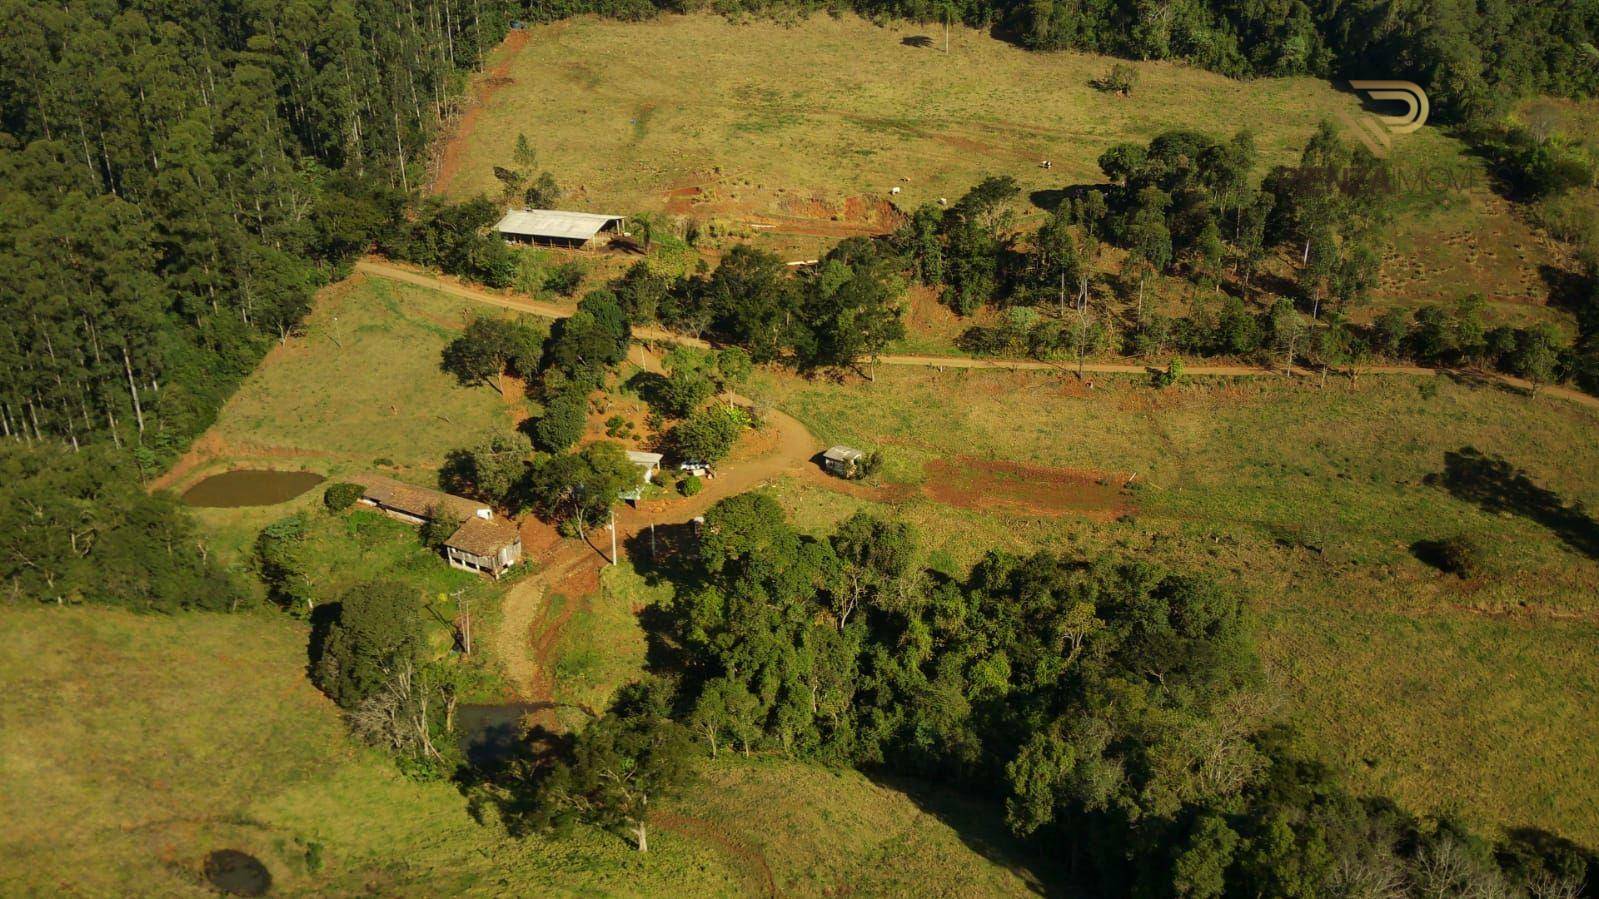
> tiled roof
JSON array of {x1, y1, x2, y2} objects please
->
[
  {"x1": 445, "y1": 516, "x2": 521, "y2": 557},
  {"x1": 352, "y1": 473, "x2": 489, "y2": 521}
]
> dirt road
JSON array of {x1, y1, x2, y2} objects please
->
[
  {"x1": 355, "y1": 259, "x2": 1599, "y2": 411},
  {"x1": 354, "y1": 259, "x2": 708, "y2": 347}
]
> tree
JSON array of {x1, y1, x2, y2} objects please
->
[
  {"x1": 420, "y1": 505, "x2": 463, "y2": 550},
  {"x1": 533, "y1": 388, "x2": 589, "y2": 453},
  {"x1": 312, "y1": 580, "x2": 425, "y2": 710},
  {"x1": 323, "y1": 482, "x2": 364, "y2": 512},
  {"x1": 535, "y1": 683, "x2": 695, "y2": 852},
  {"x1": 525, "y1": 441, "x2": 642, "y2": 533},
  {"x1": 1064, "y1": 309, "x2": 1109, "y2": 376},
  {"x1": 0, "y1": 445, "x2": 244, "y2": 612},
  {"x1": 829, "y1": 512, "x2": 916, "y2": 628},
  {"x1": 440, "y1": 432, "x2": 527, "y2": 507},
  {"x1": 658, "y1": 366, "x2": 715, "y2": 418},
  {"x1": 1511, "y1": 323, "x2": 1563, "y2": 393},
  {"x1": 1268, "y1": 299, "x2": 1307, "y2": 368},
  {"x1": 688, "y1": 677, "x2": 761, "y2": 757},
  {"x1": 798, "y1": 248, "x2": 907, "y2": 375},
  {"x1": 441, "y1": 316, "x2": 546, "y2": 393},
  {"x1": 1125, "y1": 187, "x2": 1173, "y2": 318},
  {"x1": 1032, "y1": 206, "x2": 1083, "y2": 314},
  {"x1": 671, "y1": 406, "x2": 749, "y2": 464}
]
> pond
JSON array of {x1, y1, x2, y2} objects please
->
[
  {"x1": 457, "y1": 702, "x2": 550, "y2": 768},
  {"x1": 181, "y1": 469, "x2": 326, "y2": 508}
]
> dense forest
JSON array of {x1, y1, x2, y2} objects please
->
[{"x1": 0, "y1": 0, "x2": 518, "y2": 456}]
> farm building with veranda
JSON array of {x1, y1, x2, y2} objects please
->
[
  {"x1": 495, "y1": 209, "x2": 626, "y2": 249},
  {"x1": 351, "y1": 474, "x2": 523, "y2": 578}
]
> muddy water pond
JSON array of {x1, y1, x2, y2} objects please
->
[
  {"x1": 181, "y1": 469, "x2": 325, "y2": 508},
  {"x1": 457, "y1": 703, "x2": 550, "y2": 767}
]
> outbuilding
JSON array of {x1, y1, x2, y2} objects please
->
[
  {"x1": 444, "y1": 516, "x2": 524, "y2": 579},
  {"x1": 352, "y1": 474, "x2": 491, "y2": 525},
  {"x1": 627, "y1": 450, "x2": 664, "y2": 484},
  {"x1": 821, "y1": 445, "x2": 866, "y2": 478},
  {"x1": 494, "y1": 209, "x2": 626, "y2": 249}
]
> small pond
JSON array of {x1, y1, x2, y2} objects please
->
[
  {"x1": 457, "y1": 702, "x2": 550, "y2": 768},
  {"x1": 181, "y1": 469, "x2": 325, "y2": 508}
]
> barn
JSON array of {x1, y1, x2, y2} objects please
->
[{"x1": 494, "y1": 209, "x2": 626, "y2": 249}]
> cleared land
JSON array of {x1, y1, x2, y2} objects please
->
[
  {"x1": 748, "y1": 364, "x2": 1599, "y2": 845},
  {"x1": 0, "y1": 606, "x2": 1043, "y2": 896},
  {"x1": 185, "y1": 274, "x2": 519, "y2": 483},
  {"x1": 437, "y1": 13, "x2": 1574, "y2": 322}
]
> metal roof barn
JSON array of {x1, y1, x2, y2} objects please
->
[{"x1": 494, "y1": 209, "x2": 625, "y2": 248}]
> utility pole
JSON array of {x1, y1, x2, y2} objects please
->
[
  {"x1": 609, "y1": 508, "x2": 618, "y2": 566},
  {"x1": 452, "y1": 587, "x2": 471, "y2": 655}
]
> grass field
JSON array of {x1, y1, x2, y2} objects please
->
[
  {"x1": 747, "y1": 364, "x2": 1599, "y2": 845},
  {"x1": 437, "y1": 13, "x2": 1573, "y2": 323},
  {"x1": 0, "y1": 605, "x2": 1044, "y2": 896},
  {"x1": 202, "y1": 274, "x2": 520, "y2": 478}
]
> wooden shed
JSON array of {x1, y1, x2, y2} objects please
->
[{"x1": 821, "y1": 445, "x2": 866, "y2": 478}]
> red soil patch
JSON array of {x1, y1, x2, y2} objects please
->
[
  {"x1": 664, "y1": 185, "x2": 704, "y2": 215},
  {"x1": 921, "y1": 456, "x2": 1133, "y2": 519}
]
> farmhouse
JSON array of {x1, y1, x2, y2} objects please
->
[
  {"x1": 494, "y1": 209, "x2": 626, "y2": 249},
  {"x1": 822, "y1": 445, "x2": 865, "y2": 478},
  {"x1": 352, "y1": 474, "x2": 523, "y2": 578},
  {"x1": 443, "y1": 516, "x2": 524, "y2": 579}
]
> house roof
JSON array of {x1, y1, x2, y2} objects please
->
[
  {"x1": 626, "y1": 450, "x2": 664, "y2": 467},
  {"x1": 823, "y1": 445, "x2": 865, "y2": 462},
  {"x1": 352, "y1": 474, "x2": 489, "y2": 522},
  {"x1": 494, "y1": 209, "x2": 623, "y2": 241},
  {"x1": 445, "y1": 516, "x2": 521, "y2": 557}
]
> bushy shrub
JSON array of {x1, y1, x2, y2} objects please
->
[
  {"x1": 679, "y1": 475, "x2": 704, "y2": 497},
  {"x1": 1413, "y1": 535, "x2": 1486, "y2": 578},
  {"x1": 544, "y1": 261, "x2": 586, "y2": 297},
  {"x1": 323, "y1": 481, "x2": 364, "y2": 512}
]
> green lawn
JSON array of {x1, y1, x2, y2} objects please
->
[
  {"x1": 0, "y1": 605, "x2": 1041, "y2": 895},
  {"x1": 748, "y1": 364, "x2": 1599, "y2": 845}
]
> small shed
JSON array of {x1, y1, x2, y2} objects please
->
[
  {"x1": 822, "y1": 445, "x2": 866, "y2": 478},
  {"x1": 352, "y1": 474, "x2": 491, "y2": 525},
  {"x1": 494, "y1": 209, "x2": 625, "y2": 249},
  {"x1": 445, "y1": 517, "x2": 523, "y2": 579},
  {"x1": 627, "y1": 450, "x2": 664, "y2": 484}
]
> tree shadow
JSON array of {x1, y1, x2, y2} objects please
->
[
  {"x1": 1442, "y1": 369, "x2": 1528, "y2": 398},
  {"x1": 622, "y1": 523, "x2": 704, "y2": 677},
  {"x1": 1539, "y1": 263, "x2": 1592, "y2": 316},
  {"x1": 901, "y1": 35, "x2": 935, "y2": 48},
  {"x1": 1495, "y1": 825, "x2": 1597, "y2": 887},
  {"x1": 1026, "y1": 183, "x2": 1107, "y2": 212},
  {"x1": 625, "y1": 369, "x2": 670, "y2": 412},
  {"x1": 1425, "y1": 447, "x2": 1599, "y2": 560},
  {"x1": 865, "y1": 769, "x2": 1069, "y2": 897}
]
